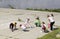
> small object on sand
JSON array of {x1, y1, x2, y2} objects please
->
[
  {"x1": 56, "y1": 34, "x2": 60, "y2": 38},
  {"x1": 18, "y1": 18, "x2": 22, "y2": 21}
]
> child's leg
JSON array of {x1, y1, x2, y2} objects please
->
[
  {"x1": 35, "y1": 23, "x2": 38, "y2": 27},
  {"x1": 44, "y1": 27, "x2": 46, "y2": 32},
  {"x1": 42, "y1": 28, "x2": 45, "y2": 32},
  {"x1": 39, "y1": 24, "x2": 41, "y2": 27},
  {"x1": 11, "y1": 26, "x2": 14, "y2": 32}
]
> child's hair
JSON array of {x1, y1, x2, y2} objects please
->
[
  {"x1": 48, "y1": 23, "x2": 50, "y2": 28},
  {"x1": 20, "y1": 24, "x2": 22, "y2": 27},
  {"x1": 27, "y1": 18, "x2": 30, "y2": 21},
  {"x1": 42, "y1": 22, "x2": 45, "y2": 24},
  {"x1": 47, "y1": 15, "x2": 50, "y2": 17},
  {"x1": 51, "y1": 14, "x2": 54, "y2": 17},
  {"x1": 15, "y1": 22, "x2": 17, "y2": 24},
  {"x1": 36, "y1": 17, "x2": 39, "y2": 20}
]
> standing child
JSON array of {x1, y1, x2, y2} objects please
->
[{"x1": 47, "y1": 14, "x2": 55, "y2": 31}]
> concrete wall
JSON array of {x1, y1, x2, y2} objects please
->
[{"x1": 0, "y1": 0, "x2": 60, "y2": 9}]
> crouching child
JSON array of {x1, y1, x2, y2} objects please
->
[
  {"x1": 42, "y1": 22, "x2": 46, "y2": 32},
  {"x1": 20, "y1": 24, "x2": 26, "y2": 31}
]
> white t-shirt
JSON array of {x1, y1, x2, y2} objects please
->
[
  {"x1": 48, "y1": 16, "x2": 55, "y2": 22},
  {"x1": 25, "y1": 19, "x2": 29, "y2": 24},
  {"x1": 21, "y1": 25, "x2": 26, "y2": 30},
  {"x1": 24, "y1": 19, "x2": 30, "y2": 27}
]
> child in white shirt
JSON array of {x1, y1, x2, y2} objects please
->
[
  {"x1": 24, "y1": 18, "x2": 30, "y2": 28},
  {"x1": 20, "y1": 24, "x2": 26, "y2": 31},
  {"x1": 47, "y1": 14, "x2": 55, "y2": 30}
]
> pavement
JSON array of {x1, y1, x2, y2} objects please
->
[{"x1": 0, "y1": 8, "x2": 60, "y2": 39}]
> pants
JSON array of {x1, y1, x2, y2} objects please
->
[
  {"x1": 35, "y1": 23, "x2": 41, "y2": 27},
  {"x1": 10, "y1": 24, "x2": 14, "y2": 32},
  {"x1": 50, "y1": 21, "x2": 55, "y2": 30},
  {"x1": 14, "y1": 25, "x2": 16, "y2": 29},
  {"x1": 42, "y1": 26, "x2": 46, "y2": 32}
]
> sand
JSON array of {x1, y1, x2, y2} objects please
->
[{"x1": 0, "y1": 8, "x2": 60, "y2": 39}]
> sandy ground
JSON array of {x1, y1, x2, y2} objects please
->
[{"x1": 0, "y1": 8, "x2": 60, "y2": 39}]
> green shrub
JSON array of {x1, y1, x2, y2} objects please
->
[
  {"x1": 26, "y1": 8, "x2": 33, "y2": 10},
  {"x1": 8, "y1": 5, "x2": 15, "y2": 9},
  {"x1": 18, "y1": 18, "x2": 22, "y2": 22},
  {"x1": 26, "y1": 8, "x2": 60, "y2": 12},
  {"x1": 37, "y1": 28, "x2": 60, "y2": 39}
]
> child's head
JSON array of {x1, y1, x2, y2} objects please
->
[
  {"x1": 42, "y1": 22, "x2": 45, "y2": 24},
  {"x1": 51, "y1": 14, "x2": 54, "y2": 17},
  {"x1": 47, "y1": 15, "x2": 50, "y2": 17},
  {"x1": 15, "y1": 22, "x2": 17, "y2": 24},
  {"x1": 27, "y1": 18, "x2": 30, "y2": 21},
  {"x1": 20, "y1": 24, "x2": 22, "y2": 27},
  {"x1": 36, "y1": 17, "x2": 39, "y2": 20},
  {"x1": 11, "y1": 23, "x2": 13, "y2": 24}
]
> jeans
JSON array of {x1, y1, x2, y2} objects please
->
[{"x1": 50, "y1": 21, "x2": 55, "y2": 30}]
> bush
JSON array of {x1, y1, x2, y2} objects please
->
[
  {"x1": 37, "y1": 28, "x2": 60, "y2": 39},
  {"x1": 26, "y1": 8, "x2": 60, "y2": 12},
  {"x1": 8, "y1": 5, "x2": 15, "y2": 9},
  {"x1": 26, "y1": 8, "x2": 33, "y2": 10},
  {"x1": 18, "y1": 18, "x2": 22, "y2": 22}
]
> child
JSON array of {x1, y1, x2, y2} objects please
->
[
  {"x1": 48, "y1": 23, "x2": 50, "y2": 28},
  {"x1": 14, "y1": 22, "x2": 17, "y2": 29},
  {"x1": 42, "y1": 22, "x2": 46, "y2": 32},
  {"x1": 35, "y1": 17, "x2": 41, "y2": 27},
  {"x1": 24, "y1": 18, "x2": 30, "y2": 28},
  {"x1": 47, "y1": 14, "x2": 55, "y2": 30},
  {"x1": 20, "y1": 24, "x2": 26, "y2": 31},
  {"x1": 9, "y1": 23, "x2": 14, "y2": 32}
]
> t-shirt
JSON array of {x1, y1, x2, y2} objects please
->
[
  {"x1": 42, "y1": 24, "x2": 46, "y2": 30},
  {"x1": 21, "y1": 25, "x2": 26, "y2": 30},
  {"x1": 25, "y1": 18, "x2": 30, "y2": 25},
  {"x1": 35, "y1": 20, "x2": 41, "y2": 25},
  {"x1": 42, "y1": 24, "x2": 46, "y2": 27},
  {"x1": 24, "y1": 19, "x2": 30, "y2": 27},
  {"x1": 48, "y1": 16, "x2": 55, "y2": 22}
]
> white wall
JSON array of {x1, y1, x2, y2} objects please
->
[{"x1": 0, "y1": 0, "x2": 60, "y2": 9}]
